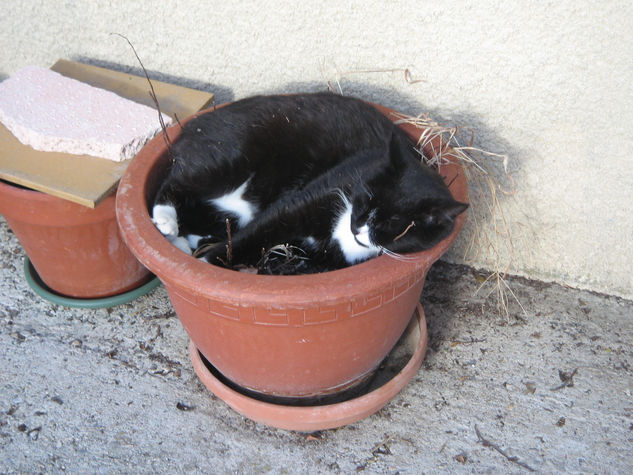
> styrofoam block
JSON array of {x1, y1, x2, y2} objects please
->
[{"x1": 0, "y1": 65, "x2": 172, "y2": 161}]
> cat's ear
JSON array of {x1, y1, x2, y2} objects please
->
[
  {"x1": 423, "y1": 201, "x2": 468, "y2": 226},
  {"x1": 388, "y1": 131, "x2": 415, "y2": 166}
]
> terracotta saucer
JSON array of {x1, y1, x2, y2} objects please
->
[{"x1": 189, "y1": 303, "x2": 428, "y2": 432}]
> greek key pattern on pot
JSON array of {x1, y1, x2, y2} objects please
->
[{"x1": 170, "y1": 269, "x2": 425, "y2": 327}]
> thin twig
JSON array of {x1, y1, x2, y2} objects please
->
[
  {"x1": 193, "y1": 241, "x2": 218, "y2": 258},
  {"x1": 337, "y1": 67, "x2": 425, "y2": 84},
  {"x1": 474, "y1": 425, "x2": 535, "y2": 472},
  {"x1": 393, "y1": 220, "x2": 416, "y2": 242},
  {"x1": 449, "y1": 338, "x2": 486, "y2": 346},
  {"x1": 446, "y1": 173, "x2": 458, "y2": 189},
  {"x1": 110, "y1": 33, "x2": 174, "y2": 156},
  {"x1": 225, "y1": 218, "x2": 233, "y2": 266},
  {"x1": 371, "y1": 435, "x2": 393, "y2": 456},
  {"x1": 318, "y1": 62, "x2": 425, "y2": 92}
]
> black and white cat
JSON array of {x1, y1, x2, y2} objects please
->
[{"x1": 151, "y1": 92, "x2": 467, "y2": 273}]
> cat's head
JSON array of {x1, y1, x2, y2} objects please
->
[{"x1": 349, "y1": 133, "x2": 468, "y2": 256}]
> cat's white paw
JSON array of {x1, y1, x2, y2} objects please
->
[{"x1": 152, "y1": 204, "x2": 179, "y2": 239}]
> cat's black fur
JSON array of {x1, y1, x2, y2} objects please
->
[{"x1": 152, "y1": 92, "x2": 467, "y2": 273}]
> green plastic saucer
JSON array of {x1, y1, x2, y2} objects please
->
[{"x1": 23, "y1": 256, "x2": 160, "y2": 309}]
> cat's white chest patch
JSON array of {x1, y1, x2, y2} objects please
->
[
  {"x1": 209, "y1": 179, "x2": 257, "y2": 227},
  {"x1": 332, "y1": 200, "x2": 380, "y2": 264}
]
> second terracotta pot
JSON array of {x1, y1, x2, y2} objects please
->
[{"x1": 0, "y1": 181, "x2": 152, "y2": 298}]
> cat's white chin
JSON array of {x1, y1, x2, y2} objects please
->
[{"x1": 332, "y1": 202, "x2": 380, "y2": 264}]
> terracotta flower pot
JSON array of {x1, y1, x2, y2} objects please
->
[
  {"x1": 116, "y1": 102, "x2": 468, "y2": 400},
  {"x1": 0, "y1": 181, "x2": 153, "y2": 298}
]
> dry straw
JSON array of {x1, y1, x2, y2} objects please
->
[{"x1": 391, "y1": 111, "x2": 525, "y2": 318}]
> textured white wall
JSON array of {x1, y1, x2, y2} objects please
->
[{"x1": 1, "y1": 1, "x2": 632, "y2": 298}]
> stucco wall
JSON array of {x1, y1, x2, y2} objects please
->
[{"x1": 1, "y1": 1, "x2": 631, "y2": 299}]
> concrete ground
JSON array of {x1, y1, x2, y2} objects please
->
[{"x1": 1, "y1": 216, "x2": 632, "y2": 474}]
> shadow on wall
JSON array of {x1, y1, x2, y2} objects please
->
[
  {"x1": 71, "y1": 56, "x2": 235, "y2": 105},
  {"x1": 273, "y1": 78, "x2": 523, "y2": 172}
]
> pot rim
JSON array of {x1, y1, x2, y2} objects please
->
[
  {"x1": 116, "y1": 102, "x2": 468, "y2": 306},
  {"x1": 0, "y1": 179, "x2": 119, "y2": 226}
]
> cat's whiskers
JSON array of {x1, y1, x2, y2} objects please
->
[
  {"x1": 354, "y1": 171, "x2": 373, "y2": 199},
  {"x1": 380, "y1": 248, "x2": 421, "y2": 262},
  {"x1": 333, "y1": 187, "x2": 348, "y2": 206}
]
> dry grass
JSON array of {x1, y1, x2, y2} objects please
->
[
  {"x1": 320, "y1": 64, "x2": 426, "y2": 93},
  {"x1": 257, "y1": 244, "x2": 310, "y2": 275},
  {"x1": 391, "y1": 111, "x2": 525, "y2": 318}
]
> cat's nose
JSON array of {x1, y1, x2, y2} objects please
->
[{"x1": 350, "y1": 223, "x2": 360, "y2": 235}]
